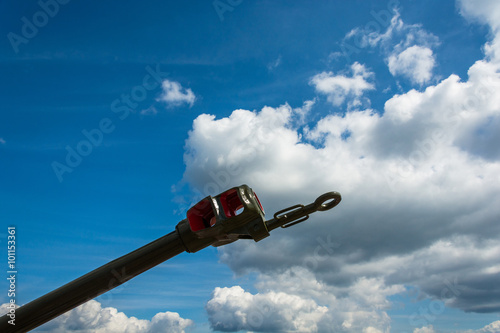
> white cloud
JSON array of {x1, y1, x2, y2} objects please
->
[
  {"x1": 462, "y1": 320, "x2": 500, "y2": 333},
  {"x1": 157, "y1": 79, "x2": 195, "y2": 108},
  {"x1": 147, "y1": 312, "x2": 193, "y2": 333},
  {"x1": 344, "y1": 11, "x2": 403, "y2": 49},
  {"x1": 267, "y1": 55, "x2": 282, "y2": 71},
  {"x1": 206, "y1": 285, "x2": 328, "y2": 332},
  {"x1": 458, "y1": 0, "x2": 500, "y2": 32},
  {"x1": 0, "y1": 138, "x2": 5, "y2": 144},
  {"x1": 459, "y1": 0, "x2": 500, "y2": 64},
  {"x1": 414, "y1": 325, "x2": 435, "y2": 333},
  {"x1": 346, "y1": 10, "x2": 439, "y2": 52},
  {"x1": 206, "y1": 268, "x2": 400, "y2": 332},
  {"x1": 184, "y1": 67, "x2": 500, "y2": 326},
  {"x1": 293, "y1": 99, "x2": 316, "y2": 125},
  {"x1": 0, "y1": 300, "x2": 193, "y2": 333},
  {"x1": 140, "y1": 106, "x2": 158, "y2": 116},
  {"x1": 344, "y1": 10, "x2": 439, "y2": 86},
  {"x1": 177, "y1": 1, "x2": 500, "y2": 330},
  {"x1": 388, "y1": 45, "x2": 435, "y2": 84},
  {"x1": 310, "y1": 62, "x2": 375, "y2": 108}
]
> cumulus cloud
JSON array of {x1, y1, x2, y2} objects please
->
[
  {"x1": 310, "y1": 62, "x2": 375, "y2": 108},
  {"x1": 458, "y1": 0, "x2": 500, "y2": 33},
  {"x1": 459, "y1": 0, "x2": 500, "y2": 64},
  {"x1": 388, "y1": 45, "x2": 435, "y2": 84},
  {"x1": 206, "y1": 268, "x2": 400, "y2": 333},
  {"x1": 178, "y1": 1, "x2": 500, "y2": 331},
  {"x1": 206, "y1": 285, "x2": 328, "y2": 332},
  {"x1": 183, "y1": 51, "x2": 500, "y2": 311},
  {"x1": 157, "y1": 79, "x2": 195, "y2": 108},
  {"x1": 463, "y1": 320, "x2": 500, "y2": 333},
  {"x1": 0, "y1": 300, "x2": 193, "y2": 333},
  {"x1": 188, "y1": 55, "x2": 500, "y2": 317}
]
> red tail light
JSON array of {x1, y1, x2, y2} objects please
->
[
  {"x1": 254, "y1": 192, "x2": 264, "y2": 214},
  {"x1": 220, "y1": 189, "x2": 244, "y2": 217},
  {"x1": 187, "y1": 198, "x2": 215, "y2": 232},
  {"x1": 187, "y1": 186, "x2": 266, "y2": 233}
]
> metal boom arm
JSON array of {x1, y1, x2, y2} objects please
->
[{"x1": 0, "y1": 185, "x2": 341, "y2": 332}]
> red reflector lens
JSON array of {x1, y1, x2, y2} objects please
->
[
  {"x1": 220, "y1": 189, "x2": 244, "y2": 217},
  {"x1": 187, "y1": 198, "x2": 215, "y2": 232},
  {"x1": 254, "y1": 192, "x2": 264, "y2": 213}
]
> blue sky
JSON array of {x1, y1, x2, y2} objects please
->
[{"x1": 1, "y1": 0, "x2": 500, "y2": 332}]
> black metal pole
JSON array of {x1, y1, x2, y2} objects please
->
[
  {"x1": 0, "y1": 226, "x2": 200, "y2": 333},
  {"x1": 0, "y1": 186, "x2": 341, "y2": 333}
]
